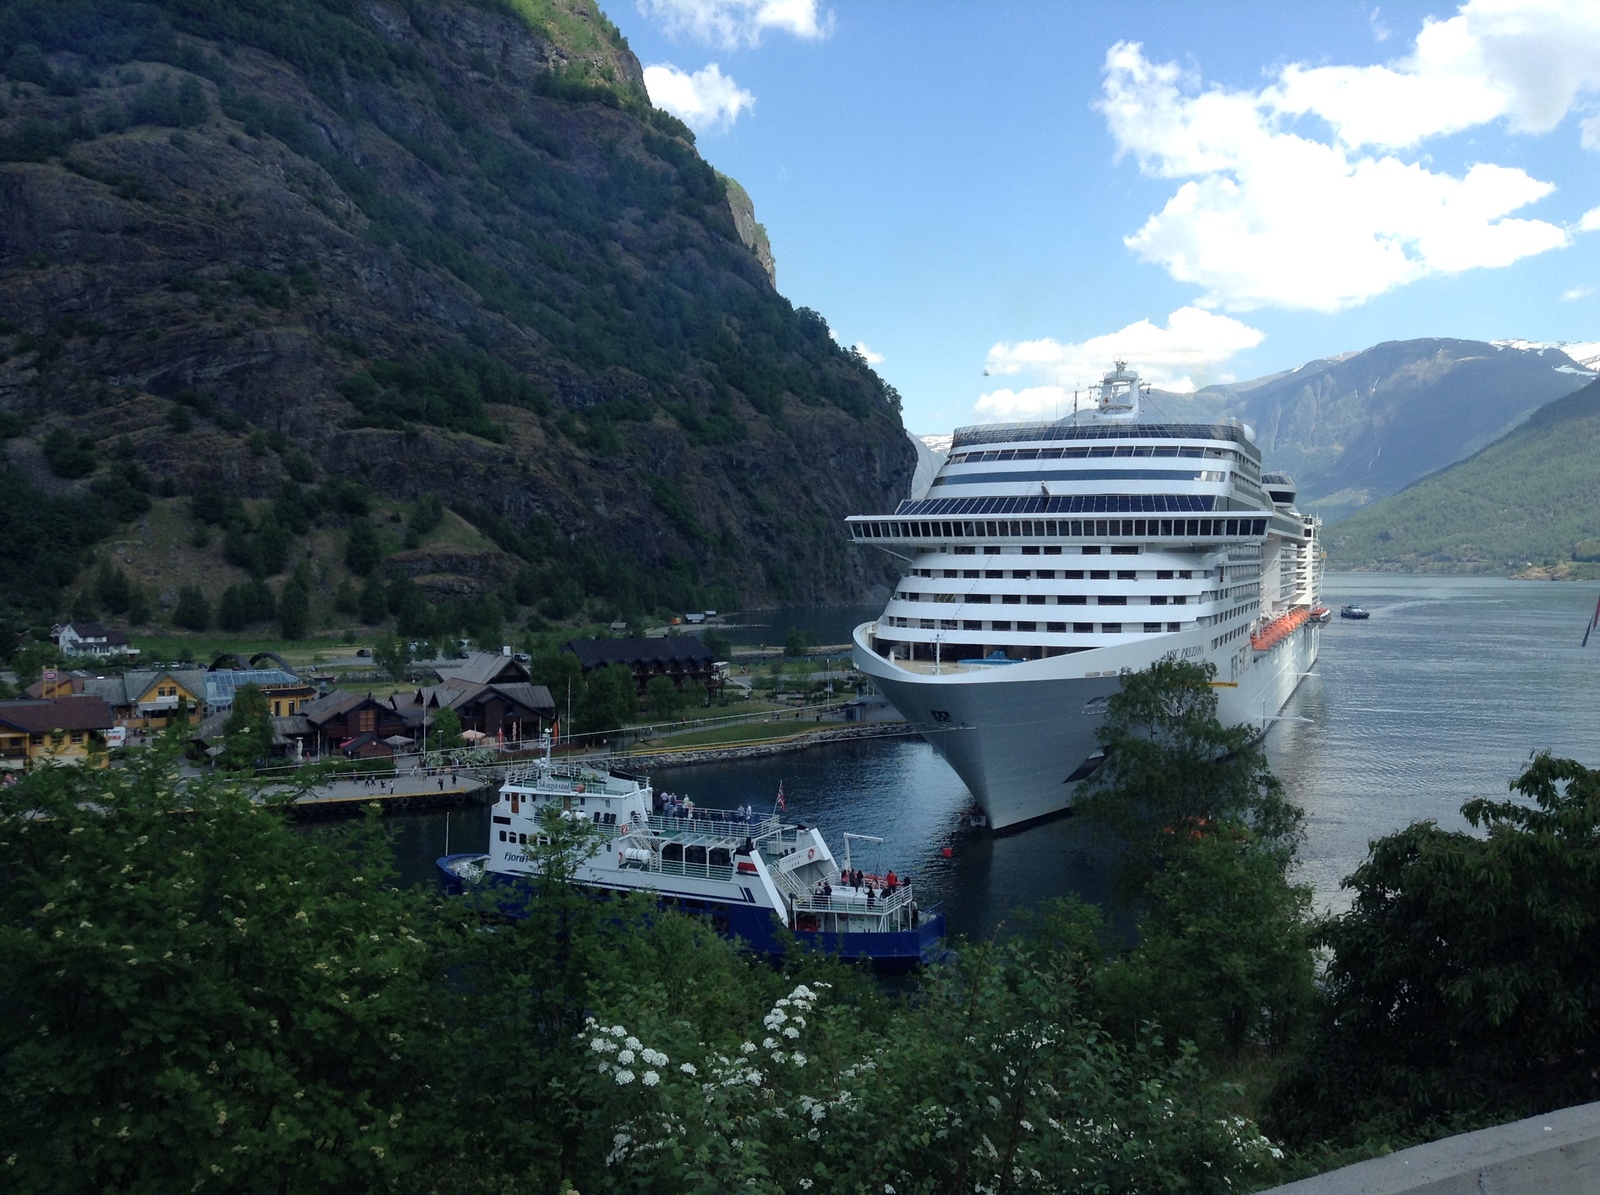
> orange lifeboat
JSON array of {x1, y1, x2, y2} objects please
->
[{"x1": 1250, "y1": 607, "x2": 1310, "y2": 652}]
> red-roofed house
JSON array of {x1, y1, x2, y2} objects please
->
[{"x1": 0, "y1": 696, "x2": 117, "y2": 769}]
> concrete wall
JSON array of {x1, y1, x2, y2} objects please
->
[{"x1": 1260, "y1": 1101, "x2": 1600, "y2": 1194}]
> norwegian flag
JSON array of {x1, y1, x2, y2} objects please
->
[{"x1": 775, "y1": 781, "x2": 786, "y2": 812}]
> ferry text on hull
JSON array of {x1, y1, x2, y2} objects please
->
[{"x1": 846, "y1": 364, "x2": 1322, "y2": 831}]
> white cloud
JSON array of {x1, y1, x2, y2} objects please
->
[
  {"x1": 1563, "y1": 284, "x2": 1594, "y2": 300},
  {"x1": 1101, "y1": 1, "x2": 1600, "y2": 312},
  {"x1": 642, "y1": 63, "x2": 754, "y2": 133},
  {"x1": 852, "y1": 341, "x2": 884, "y2": 365},
  {"x1": 637, "y1": 0, "x2": 830, "y2": 49},
  {"x1": 1581, "y1": 205, "x2": 1600, "y2": 231},
  {"x1": 1584, "y1": 114, "x2": 1600, "y2": 150},
  {"x1": 979, "y1": 307, "x2": 1265, "y2": 421}
]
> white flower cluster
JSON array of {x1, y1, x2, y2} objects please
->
[{"x1": 581, "y1": 1019, "x2": 669, "y2": 1090}]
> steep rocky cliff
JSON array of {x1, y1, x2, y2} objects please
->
[{"x1": 0, "y1": 0, "x2": 912, "y2": 633}]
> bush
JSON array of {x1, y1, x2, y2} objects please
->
[{"x1": 172, "y1": 584, "x2": 209, "y2": 630}]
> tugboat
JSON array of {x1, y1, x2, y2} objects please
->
[
  {"x1": 1339, "y1": 604, "x2": 1370, "y2": 620},
  {"x1": 438, "y1": 737, "x2": 946, "y2": 970}
]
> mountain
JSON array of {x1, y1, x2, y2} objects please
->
[
  {"x1": 1324, "y1": 377, "x2": 1600, "y2": 574},
  {"x1": 0, "y1": 0, "x2": 911, "y2": 641},
  {"x1": 1178, "y1": 339, "x2": 1595, "y2": 523}
]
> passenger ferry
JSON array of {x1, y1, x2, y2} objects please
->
[
  {"x1": 847, "y1": 363, "x2": 1322, "y2": 831},
  {"x1": 437, "y1": 738, "x2": 946, "y2": 969}
]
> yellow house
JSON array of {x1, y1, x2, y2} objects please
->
[
  {"x1": 0, "y1": 696, "x2": 116, "y2": 770},
  {"x1": 83, "y1": 669, "x2": 208, "y2": 730}
]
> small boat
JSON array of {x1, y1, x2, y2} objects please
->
[
  {"x1": 438, "y1": 737, "x2": 945, "y2": 970},
  {"x1": 1339, "y1": 604, "x2": 1370, "y2": 620},
  {"x1": 1308, "y1": 606, "x2": 1332, "y2": 624}
]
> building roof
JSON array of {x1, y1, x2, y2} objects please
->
[
  {"x1": 564, "y1": 637, "x2": 715, "y2": 670},
  {"x1": 0, "y1": 696, "x2": 116, "y2": 733},
  {"x1": 59, "y1": 622, "x2": 130, "y2": 647},
  {"x1": 425, "y1": 679, "x2": 556, "y2": 719},
  {"x1": 433, "y1": 652, "x2": 531, "y2": 686},
  {"x1": 204, "y1": 669, "x2": 306, "y2": 706}
]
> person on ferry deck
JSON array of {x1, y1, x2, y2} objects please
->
[{"x1": 886, "y1": 870, "x2": 898, "y2": 890}]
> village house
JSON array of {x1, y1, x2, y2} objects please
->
[
  {"x1": 301, "y1": 690, "x2": 423, "y2": 759},
  {"x1": 0, "y1": 696, "x2": 117, "y2": 770},
  {"x1": 51, "y1": 622, "x2": 137, "y2": 659},
  {"x1": 563, "y1": 637, "x2": 718, "y2": 696}
]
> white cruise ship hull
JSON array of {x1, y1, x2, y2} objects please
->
[{"x1": 853, "y1": 618, "x2": 1318, "y2": 831}]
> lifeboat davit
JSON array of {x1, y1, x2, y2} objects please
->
[{"x1": 1250, "y1": 607, "x2": 1311, "y2": 652}]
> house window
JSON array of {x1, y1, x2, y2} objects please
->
[
  {"x1": 70, "y1": 732, "x2": 84, "y2": 745},
  {"x1": 273, "y1": 701, "x2": 282, "y2": 716},
  {"x1": 358, "y1": 709, "x2": 376, "y2": 733}
]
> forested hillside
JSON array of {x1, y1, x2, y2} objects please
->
[
  {"x1": 0, "y1": 0, "x2": 912, "y2": 649},
  {"x1": 1326, "y1": 377, "x2": 1600, "y2": 573}
]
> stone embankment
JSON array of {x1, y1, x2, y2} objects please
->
[{"x1": 625, "y1": 722, "x2": 912, "y2": 772}]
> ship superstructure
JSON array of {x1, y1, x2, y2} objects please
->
[{"x1": 847, "y1": 363, "x2": 1321, "y2": 830}]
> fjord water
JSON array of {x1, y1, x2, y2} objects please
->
[{"x1": 391, "y1": 576, "x2": 1600, "y2": 937}]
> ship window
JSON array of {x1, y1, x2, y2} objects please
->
[
  {"x1": 1102, "y1": 623, "x2": 1122, "y2": 633},
  {"x1": 1179, "y1": 570, "x2": 1192, "y2": 578},
  {"x1": 1145, "y1": 622, "x2": 1163, "y2": 633},
  {"x1": 710, "y1": 848, "x2": 732, "y2": 867},
  {"x1": 1044, "y1": 545, "x2": 1061, "y2": 554},
  {"x1": 1169, "y1": 621, "x2": 1182, "y2": 632},
  {"x1": 663, "y1": 844, "x2": 683, "y2": 863},
  {"x1": 955, "y1": 545, "x2": 975, "y2": 555},
  {"x1": 1047, "y1": 622, "x2": 1066, "y2": 632},
  {"x1": 944, "y1": 569, "x2": 957, "y2": 578},
  {"x1": 983, "y1": 545, "x2": 1000, "y2": 555},
  {"x1": 1063, "y1": 595, "x2": 1086, "y2": 605},
  {"x1": 1090, "y1": 570, "x2": 1110, "y2": 580},
  {"x1": 1017, "y1": 621, "x2": 1037, "y2": 632},
  {"x1": 1111, "y1": 546, "x2": 1139, "y2": 555},
  {"x1": 1117, "y1": 570, "x2": 1136, "y2": 580},
  {"x1": 1026, "y1": 595, "x2": 1045, "y2": 605},
  {"x1": 991, "y1": 621, "x2": 1011, "y2": 631},
  {"x1": 1012, "y1": 570, "x2": 1030, "y2": 579},
  {"x1": 1098, "y1": 596, "x2": 1126, "y2": 605},
  {"x1": 1173, "y1": 596, "x2": 1187, "y2": 605},
  {"x1": 1151, "y1": 595, "x2": 1168, "y2": 605},
  {"x1": 519, "y1": 833, "x2": 527, "y2": 845},
  {"x1": 1064, "y1": 570, "x2": 1083, "y2": 580},
  {"x1": 985, "y1": 570, "x2": 1002, "y2": 578},
  {"x1": 1074, "y1": 622, "x2": 1093, "y2": 633},
  {"x1": 1022, "y1": 545, "x2": 1039, "y2": 555},
  {"x1": 1157, "y1": 570, "x2": 1173, "y2": 579},
  {"x1": 969, "y1": 594, "x2": 990, "y2": 604},
  {"x1": 498, "y1": 830, "x2": 506, "y2": 842},
  {"x1": 963, "y1": 570, "x2": 979, "y2": 578},
  {"x1": 1002, "y1": 595, "x2": 1021, "y2": 605},
  {"x1": 1082, "y1": 546, "x2": 1101, "y2": 555},
  {"x1": 963, "y1": 620, "x2": 983, "y2": 630},
  {"x1": 1037, "y1": 569, "x2": 1055, "y2": 579}
]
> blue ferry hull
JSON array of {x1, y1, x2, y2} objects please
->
[{"x1": 438, "y1": 854, "x2": 947, "y2": 971}]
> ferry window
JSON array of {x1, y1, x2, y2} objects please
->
[
  {"x1": 1047, "y1": 622, "x2": 1066, "y2": 632},
  {"x1": 943, "y1": 569, "x2": 957, "y2": 578},
  {"x1": 1157, "y1": 570, "x2": 1173, "y2": 579},
  {"x1": 1151, "y1": 595, "x2": 1168, "y2": 605},
  {"x1": 519, "y1": 833, "x2": 527, "y2": 845},
  {"x1": 1168, "y1": 622, "x2": 1182, "y2": 632},
  {"x1": 963, "y1": 570, "x2": 979, "y2": 578},
  {"x1": 1017, "y1": 622, "x2": 1037, "y2": 632},
  {"x1": 1026, "y1": 595, "x2": 1045, "y2": 605},
  {"x1": 1074, "y1": 622, "x2": 1094, "y2": 633},
  {"x1": 1179, "y1": 570, "x2": 1192, "y2": 578},
  {"x1": 983, "y1": 546, "x2": 1001, "y2": 555},
  {"x1": 1012, "y1": 570, "x2": 1030, "y2": 579},
  {"x1": 1063, "y1": 595, "x2": 1086, "y2": 605},
  {"x1": 1173, "y1": 596, "x2": 1187, "y2": 605},
  {"x1": 1090, "y1": 570, "x2": 1110, "y2": 580},
  {"x1": 1021, "y1": 545, "x2": 1039, "y2": 555},
  {"x1": 1036, "y1": 569, "x2": 1055, "y2": 579},
  {"x1": 969, "y1": 594, "x2": 990, "y2": 603},
  {"x1": 1145, "y1": 622, "x2": 1163, "y2": 633},
  {"x1": 963, "y1": 620, "x2": 983, "y2": 630},
  {"x1": 991, "y1": 621, "x2": 1011, "y2": 631},
  {"x1": 1117, "y1": 570, "x2": 1136, "y2": 580},
  {"x1": 1111, "y1": 546, "x2": 1139, "y2": 555},
  {"x1": 955, "y1": 545, "x2": 975, "y2": 555},
  {"x1": 1044, "y1": 546, "x2": 1062, "y2": 555},
  {"x1": 1002, "y1": 594, "x2": 1021, "y2": 605},
  {"x1": 1098, "y1": 596, "x2": 1126, "y2": 606},
  {"x1": 1102, "y1": 622, "x2": 1122, "y2": 633},
  {"x1": 1064, "y1": 570, "x2": 1083, "y2": 580},
  {"x1": 498, "y1": 830, "x2": 506, "y2": 841},
  {"x1": 1082, "y1": 546, "x2": 1101, "y2": 555},
  {"x1": 985, "y1": 570, "x2": 1003, "y2": 578}
]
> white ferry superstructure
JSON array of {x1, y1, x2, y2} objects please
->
[{"x1": 847, "y1": 363, "x2": 1321, "y2": 831}]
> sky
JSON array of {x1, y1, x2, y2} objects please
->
[{"x1": 605, "y1": 0, "x2": 1600, "y2": 435}]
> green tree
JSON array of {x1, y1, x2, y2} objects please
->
[
  {"x1": 333, "y1": 578, "x2": 359, "y2": 615},
  {"x1": 125, "y1": 584, "x2": 152, "y2": 626},
  {"x1": 172, "y1": 584, "x2": 209, "y2": 631},
  {"x1": 700, "y1": 628, "x2": 733, "y2": 660},
  {"x1": 1273, "y1": 753, "x2": 1600, "y2": 1148},
  {"x1": 575, "y1": 664, "x2": 636, "y2": 736},
  {"x1": 358, "y1": 575, "x2": 388, "y2": 625},
  {"x1": 782, "y1": 626, "x2": 812, "y2": 657},
  {"x1": 278, "y1": 575, "x2": 310, "y2": 639},
  {"x1": 220, "y1": 683, "x2": 274, "y2": 771},
  {"x1": 345, "y1": 519, "x2": 381, "y2": 576},
  {"x1": 92, "y1": 561, "x2": 132, "y2": 614},
  {"x1": 430, "y1": 706, "x2": 464, "y2": 752},
  {"x1": 644, "y1": 675, "x2": 685, "y2": 722},
  {"x1": 1075, "y1": 659, "x2": 1301, "y2": 896},
  {"x1": 373, "y1": 633, "x2": 410, "y2": 681}
]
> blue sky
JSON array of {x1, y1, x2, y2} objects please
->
[{"x1": 606, "y1": 1, "x2": 1600, "y2": 434}]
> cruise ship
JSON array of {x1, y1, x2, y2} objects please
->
[{"x1": 847, "y1": 363, "x2": 1322, "y2": 831}]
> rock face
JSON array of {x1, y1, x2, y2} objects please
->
[{"x1": 0, "y1": 0, "x2": 912, "y2": 617}]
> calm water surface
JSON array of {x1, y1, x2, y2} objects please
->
[{"x1": 392, "y1": 576, "x2": 1600, "y2": 934}]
